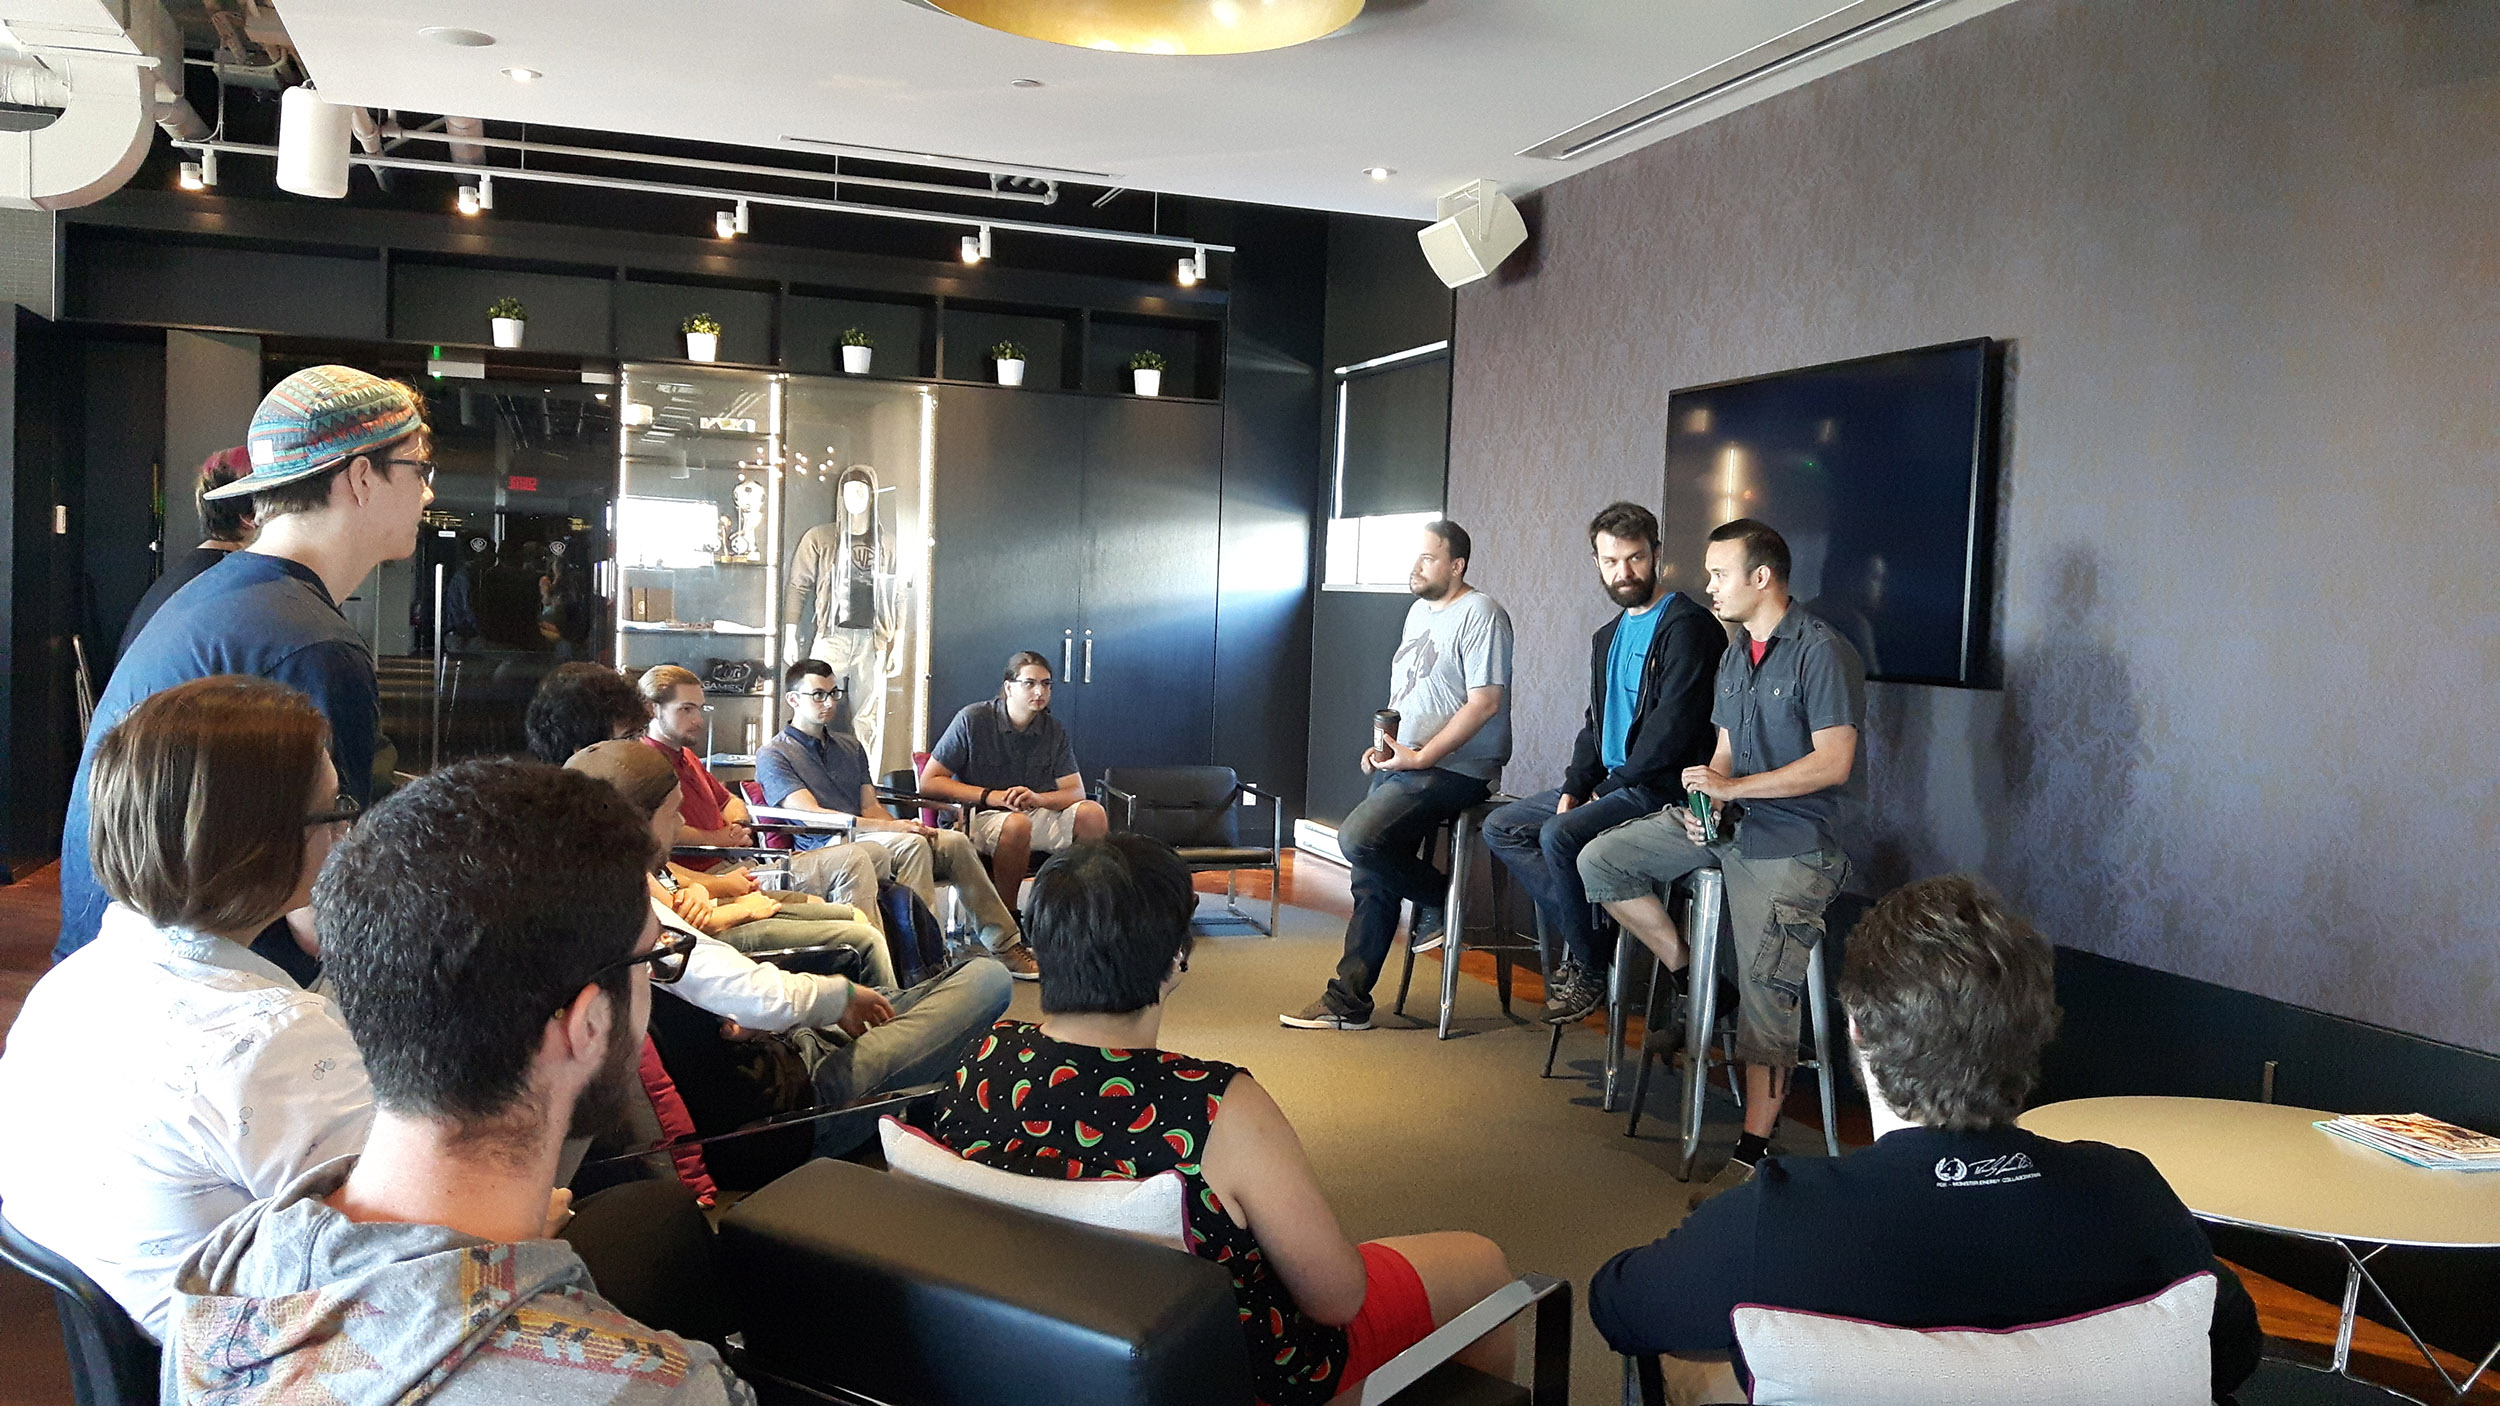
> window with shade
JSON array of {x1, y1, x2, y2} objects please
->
[{"x1": 1324, "y1": 345, "x2": 1450, "y2": 589}]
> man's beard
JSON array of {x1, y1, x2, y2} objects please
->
[
  {"x1": 1605, "y1": 571, "x2": 1655, "y2": 608},
  {"x1": 1410, "y1": 576, "x2": 1449, "y2": 602},
  {"x1": 565, "y1": 1012, "x2": 643, "y2": 1142}
]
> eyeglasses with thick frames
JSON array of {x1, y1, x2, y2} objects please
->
[
  {"x1": 586, "y1": 929, "x2": 699, "y2": 989},
  {"x1": 790, "y1": 688, "x2": 845, "y2": 703},
  {"x1": 381, "y1": 457, "x2": 438, "y2": 487},
  {"x1": 305, "y1": 794, "x2": 362, "y2": 828}
]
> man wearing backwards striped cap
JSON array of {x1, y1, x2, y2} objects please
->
[{"x1": 54, "y1": 366, "x2": 434, "y2": 961}]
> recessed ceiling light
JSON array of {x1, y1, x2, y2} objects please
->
[
  {"x1": 500, "y1": 66, "x2": 542, "y2": 83},
  {"x1": 1010, "y1": 78, "x2": 1045, "y2": 88},
  {"x1": 420, "y1": 26, "x2": 496, "y2": 47},
  {"x1": 1364, "y1": 166, "x2": 1394, "y2": 180}
]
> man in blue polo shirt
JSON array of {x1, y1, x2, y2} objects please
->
[
  {"x1": 55, "y1": 366, "x2": 433, "y2": 961},
  {"x1": 1578, "y1": 518, "x2": 1864, "y2": 1195},
  {"x1": 757, "y1": 659, "x2": 1037, "y2": 979}
]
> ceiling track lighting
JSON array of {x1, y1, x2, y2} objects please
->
[
  {"x1": 1176, "y1": 246, "x2": 1206, "y2": 287},
  {"x1": 456, "y1": 183, "x2": 480, "y2": 216},
  {"x1": 476, "y1": 172, "x2": 494, "y2": 210},
  {"x1": 962, "y1": 225, "x2": 992, "y2": 264},
  {"x1": 179, "y1": 149, "x2": 220, "y2": 192}
]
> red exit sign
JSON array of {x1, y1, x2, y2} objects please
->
[{"x1": 508, "y1": 475, "x2": 539, "y2": 493}]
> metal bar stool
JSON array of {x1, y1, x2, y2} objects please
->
[
  {"x1": 1391, "y1": 798, "x2": 1533, "y2": 1039},
  {"x1": 1630, "y1": 868, "x2": 1844, "y2": 1178},
  {"x1": 1541, "y1": 870, "x2": 1724, "y2": 1112}
]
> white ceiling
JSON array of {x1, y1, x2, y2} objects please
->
[{"x1": 278, "y1": 0, "x2": 2021, "y2": 219}]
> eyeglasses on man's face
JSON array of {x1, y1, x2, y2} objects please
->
[
  {"x1": 381, "y1": 456, "x2": 438, "y2": 487},
  {"x1": 791, "y1": 687, "x2": 844, "y2": 704},
  {"x1": 305, "y1": 794, "x2": 362, "y2": 828},
  {"x1": 587, "y1": 929, "x2": 699, "y2": 988}
]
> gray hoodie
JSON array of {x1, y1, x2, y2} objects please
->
[{"x1": 164, "y1": 1157, "x2": 752, "y2": 1405}]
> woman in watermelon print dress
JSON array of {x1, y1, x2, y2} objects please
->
[{"x1": 935, "y1": 835, "x2": 1516, "y2": 1406}]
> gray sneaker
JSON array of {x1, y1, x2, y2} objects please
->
[
  {"x1": 1279, "y1": 999, "x2": 1372, "y2": 1031},
  {"x1": 1543, "y1": 964, "x2": 1606, "y2": 1024},
  {"x1": 1408, "y1": 904, "x2": 1447, "y2": 955}
]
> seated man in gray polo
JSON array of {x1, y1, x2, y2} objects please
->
[
  {"x1": 1578, "y1": 518, "x2": 1863, "y2": 1195},
  {"x1": 757, "y1": 659, "x2": 1039, "y2": 980},
  {"x1": 917, "y1": 650, "x2": 1109, "y2": 900}
]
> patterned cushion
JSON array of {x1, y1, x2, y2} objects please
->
[
  {"x1": 879, "y1": 1117, "x2": 1189, "y2": 1252},
  {"x1": 1733, "y1": 1271, "x2": 2215, "y2": 1406}
]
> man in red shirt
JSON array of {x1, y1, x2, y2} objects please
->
[{"x1": 638, "y1": 665, "x2": 755, "y2": 847}]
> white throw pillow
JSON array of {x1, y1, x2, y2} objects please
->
[
  {"x1": 1735, "y1": 1270, "x2": 2215, "y2": 1406},
  {"x1": 878, "y1": 1116, "x2": 1190, "y2": 1252}
]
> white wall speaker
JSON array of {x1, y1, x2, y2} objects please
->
[
  {"x1": 1417, "y1": 179, "x2": 1528, "y2": 288},
  {"x1": 276, "y1": 86, "x2": 353, "y2": 199}
]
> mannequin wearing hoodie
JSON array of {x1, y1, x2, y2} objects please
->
[{"x1": 162, "y1": 761, "x2": 750, "y2": 1406}]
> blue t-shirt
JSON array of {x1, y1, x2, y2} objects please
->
[
  {"x1": 56, "y1": 552, "x2": 379, "y2": 960},
  {"x1": 929, "y1": 699, "x2": 1080, "y2": 795},
  {"x1": 1600, "y1": 602, "x2": 1667, "y2": 771},
  {"x1": 753, "y1": 724, "x2": 873, "y2": 852}
]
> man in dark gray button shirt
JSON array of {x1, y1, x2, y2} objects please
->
[
  {"x1": 920, "y1": 651, "x2": 1110, "y2": 900},
  {"x1": 1578, "y1": 518, "x2": 1864, "y2": 1191}
]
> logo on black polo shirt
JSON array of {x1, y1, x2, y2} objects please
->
[{"x1": 1935, "y1": 1153, "x2": 2038, "y2": 1188}]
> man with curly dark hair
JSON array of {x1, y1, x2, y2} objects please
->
[
  {"x1": 1590, "y1": 876, "x2": 2260, "y2": 1404},
  {"x1": 525, "y1": 661, "x2": 650, "y2": 766}
]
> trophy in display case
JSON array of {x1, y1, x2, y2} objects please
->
[{"x1": 722, "y1": 470, "x2": 768, "y2": 563}]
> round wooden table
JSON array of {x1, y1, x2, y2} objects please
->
[{"x1": 2020, "y1": 1096, "x2": 2500, "y2": 1401}]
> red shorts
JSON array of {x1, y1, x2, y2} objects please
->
[{"x1": 1338, "y1": 1242, "x2": 1438, "y2": 1395}]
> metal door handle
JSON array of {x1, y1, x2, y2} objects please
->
[
  {"x1": 1083, "y1": 634, "x2": 1093, "y2": 684},
  {"x1": 1062, "y1": 632, "x2": 1074, "y2": 678}
]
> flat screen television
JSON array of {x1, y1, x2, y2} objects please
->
[{"x1": 1661, "y1": 338, "x2": 2003, "y2": 687}]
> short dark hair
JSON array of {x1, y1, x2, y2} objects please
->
[
  {"x1": 316, "y1": 760, "x2": 655, "y2": 1127},
  {"x1": 1708, "y1": 517, "x2": 1791, "y2": 585},
  {"x1": 1424, "y1": 518, "x2": 1472, "y2": 565},
  {"x1": 784, "y1": 658, "x2": 835, "y2": 691},
  {"x1": 197, "y1": 447, "x2": 255, "y2": 542},
  {"x1": 1839, "y1": 876, "x2": 2061, "y2": 1130},
  {"x1": 90, "y1": 676, "x2": 329, "y2": 936},
  {"x1": 250, "y1": 425, "x2": 425, "y2": 522},
  {"x1": 1026, "y1": 836, "x2": 1197, "y2": 1016},
  {"x1": 1587, "y1": 501, "x2": 1660, "y2": 554},
  {"x1": 1004, "y1": 650, "x2": 1053, "y2": 683},
  {"x1": 525, "y1": 663, "x2": 650, "y2": 766}
]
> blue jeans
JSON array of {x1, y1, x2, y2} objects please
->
[
  {"x1": 1323, "y1": 767, "x2": 1492, "y2": 1019},
  {"x1": 1481, "y1": 784, "x2": 1668, "y2": 974},
  {"x1": 795, "y1": 956, "x2": 1014, "y2": 1157}
]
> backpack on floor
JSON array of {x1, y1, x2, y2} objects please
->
[{"x1": 879, "y1": 880, "x2": 949, "y2": 987}]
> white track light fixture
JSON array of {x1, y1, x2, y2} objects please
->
[
  {"x1": 456, "y1": 183, "x2": 481, "y2": 216},
  {"x1": 1177, "y1": 246, "x2": 1206, "y2": 287},
  {"x1": 736, "y1": 199, "x2": 750, "y2": 234},
  {"x1": 179, "y1": 161, "x2": 205, "y2": 191},
  {"x1": 962, "y1": 225, "x2": 992, "y2": 264},
  {"x1": 716, "y1": 209, "x2": 737, "y2": 239},
  {"x1": 477, "y1": 172, "x2": 495, "y2": 210}
]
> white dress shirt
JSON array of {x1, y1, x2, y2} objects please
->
[
  {"x1": 654, "y1": 898, "x2": 855, "y2": 1033},
  {"x1": 0, "y1": 903, "x2": 373, "y2": 1339}
]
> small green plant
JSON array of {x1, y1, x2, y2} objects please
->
[
  {"x1": 487, "y1": 296, "x2": 527, "y2": 321},
  {"x1": 841, "y1": 326, "x2": 875, "y2": 348},
  {"x1": 1127, "y1": 350, "x2": 1167, "y2": 372},
  {"x1": 990, "y1": 340, "x2": 1027, "y2": 361},
  {"x1": 683, "y1": 313, "x2": 722, "y2": 336}
]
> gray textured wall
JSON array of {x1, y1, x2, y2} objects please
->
[{"x1": 1446, "y1": 0, "x2": 2500, "y2": 1052}]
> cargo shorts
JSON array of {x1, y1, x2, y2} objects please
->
[{"x1": 1577, "y1": 811, "x2": 1848, "y2": 1069}]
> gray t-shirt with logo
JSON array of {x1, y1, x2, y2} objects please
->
[{"x1": 1388, "y1": 589, "x2": 1515, "y2": 782}]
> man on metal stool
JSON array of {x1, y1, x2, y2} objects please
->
[
  {"x1": 1576, "y1": 518, "x2": 1862, "y2": 1198},
  {"x1": 1481, "y1": 502, "x2": 1721, "y2": 1024}
]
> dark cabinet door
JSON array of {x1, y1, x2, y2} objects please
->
[
  {"x1": 930, "y1": 386, "x2": 1089, "y2": 747},
  {"x1": 1073, "y1": 398, "x2": 1223, "y2": 777}
]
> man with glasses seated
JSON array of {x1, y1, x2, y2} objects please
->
[
  {"x1": 162, "y1": 759, "x2": 751, "y2": 1404},
  {"x1": 56, "y1": 364, "x2": 435, "y2": 961},
  {"x1": 758, "y1": 659, "x2": 1040, "y2": 979},
  {"x1": 917, "y1": 650, "x2": 1110, "y2": 903}
]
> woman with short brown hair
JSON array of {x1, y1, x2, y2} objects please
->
[{"x1": 0, "y1": 676, "x2": 373, "y2": 1339}]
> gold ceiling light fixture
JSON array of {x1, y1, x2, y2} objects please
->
[{"x1": 926, "y1": 0, "x2": 1364, "y2": 55}]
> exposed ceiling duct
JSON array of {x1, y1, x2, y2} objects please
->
[{"x1": 0, "y1": 0, "x2": 203, "y2": 209}]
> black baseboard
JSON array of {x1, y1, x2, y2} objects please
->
[{"x1": 2039, "y1": 947, "x2": 2500, "y2": 1361}]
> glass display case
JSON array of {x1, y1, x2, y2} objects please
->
[
  {"x1": 614, "y1": 367, "x2": 935, "y2": 774},
  {"x1": 615, "y1": 367, "x2": 783, "y2": 763}
]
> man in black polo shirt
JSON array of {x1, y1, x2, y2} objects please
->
[
  {"x1": 1589, "y1": 877, "x2": 2261, "y2": 1404},
  {"x1": 918, "y1": 650, "x2": 1109, "y2": 900},
  {"x1": 1578, "y1": 518, "x2": 1861, "y2": 1186}
]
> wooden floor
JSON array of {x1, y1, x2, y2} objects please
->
[{"x1": 1, "y1": 853, "x2": 2491, "y2": 1403}]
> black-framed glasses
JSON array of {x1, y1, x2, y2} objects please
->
[
  {"x1": 382, "y1": 456, "x2": 438, "y2": 487},
  {"x1": 305, "y1": 794, "x2": 362, "y2": 828},
  {"x1": 586, "y1": 929, "x2": 699, "y2": 989},
  {"x1": 791, "y1": 688, "x2": 843, "y2": 703}
]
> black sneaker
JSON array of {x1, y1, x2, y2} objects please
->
[
  {"x1": 1408, "y1": 904, "x2": 1447, "y2": 955},
  {"x1": 1543, "y1": 965, "x2": 1606, "y2": 1024},
  {"x1": 1279, "y1": 999, "x2": 1372, "y2": 1031}
]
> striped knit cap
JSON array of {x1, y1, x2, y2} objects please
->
[{"x1": 209, "y1": 365, "x2": 424, "y2": 501}]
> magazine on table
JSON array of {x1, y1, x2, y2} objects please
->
[{"x1": 2316, "y1": 1113, "x2": 2500, "y2": 1170}]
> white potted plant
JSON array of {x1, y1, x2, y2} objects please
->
[
  {"x1": 1128, "y1": 350, "x2": 1165, "y2": 397},
  {"x1": 991, "y1": 340, "x2": 1027, "y2": 387},
  {"x1": 683, "y1": 313, "x2": 721, "y2": 363},
  {"x1": 488, "y1": 296, "x2": 527, "y2": 350},
  {"x1": 840, "y1": 327, "x2": 874, "y2": 375}
]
